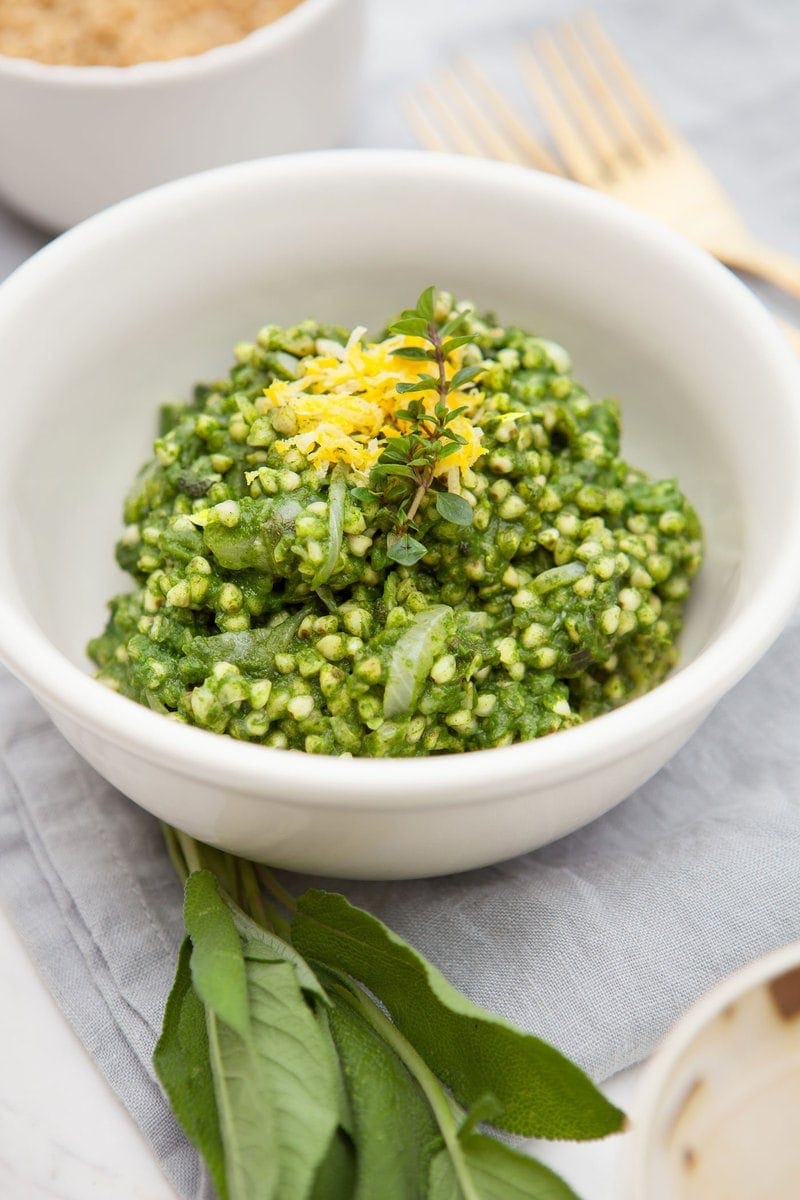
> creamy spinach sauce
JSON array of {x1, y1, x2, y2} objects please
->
[{"x1": 89, "y1": 294, "x2": 702, "y2": 756}]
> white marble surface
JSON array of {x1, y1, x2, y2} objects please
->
[
  {"x1": 0, "y1": 902, "x2": 639, "y2": 1200},
  {"x1": 0, "y1": 903, "x2": 173, "y2": 1200}
]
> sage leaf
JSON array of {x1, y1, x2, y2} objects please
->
[
  {"x1": 292, "y1": 892, "x2": 624, "y2": 1140},
  {"x1": 326, "y1": 987, "x2": 440, "y2": 1199},
  {"x1": 428, "y1": 1133, "x2": 581, "y2": 1200},
  {"x1": 184, "y1": 871, "x2": 250, "y2": 1038},
  {"x1": 207, "y1": 1006, "x2": 278, "y2": 1200},
  {"x1": 435, "y1": 491, "x2": 473, "y2": 526},
  {"x1": 246, "y1": 959, "x2": 340, "y2": 1200},
  {"x1": 458, "y1": 1094, "x2": 503, "y2": 1141},
  {"x1": 153, "y1": 940, "x2": 228, "y2": 1200},
  {"x1": 383, "y1": 605, "x2": 453, "y2": 718},
  {"x1": 190, "y1": 612, "x2": 306, "y2": 672},
  {"x1": 315, "y1": 1003, "x2": 355, "y2": 1135},
  {"x1": 310, "y1": 1129, "x2": 357, "y2": 1200},
  {"x1": 312, "y1": 466, "x2": 346, "y2": 587},
  {"x1": 234, "y1": 911, "x2": 328, "y2": 1002}
]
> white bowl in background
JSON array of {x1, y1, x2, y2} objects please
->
[
  {"x1": 0, "y1": 150, "x2": 798, "y2": 879},
  {"x1": 629, "y1": 941, "x2": 800, "y2": 1199},
  {"x1": 0, "y1": 0, "x2": 364, "y2": 230}
]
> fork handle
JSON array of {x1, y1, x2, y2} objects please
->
[{"x1": 721, "y1": 240, "x2": 800, "y2": 302}]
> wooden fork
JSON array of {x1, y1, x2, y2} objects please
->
[{"x1": 405, "y1": 14, "x2": 800, "y2": 306}]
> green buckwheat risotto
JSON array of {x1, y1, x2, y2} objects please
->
[{"x1": 89, "y1": 288, "x2": 703, "y2": 756}]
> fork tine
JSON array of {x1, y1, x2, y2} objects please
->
[
  {"x1": 402, "y1": 95, "x2": 453, "y2": 154},
  {"x1": 534, "y1": 30, "x2": 620, "y2": 175},
  {"x1": 581, "y1": 14, "x2": 676, "y2": 151},
  {"x1": 417, "y1": 84, "x2": 485, "y2": 157},
  {"x1": 443, "y1": 69, "x2": 530, "y2": 166},
  {"x1": 517, "y1": 45, "x2": 601, "y2": 185},
  {"x1": 558, "y1": 21, "x2": 649, "y2": 165},
  {"x1": 456, "y1": 56, "x2": 563, "y2": 174}
]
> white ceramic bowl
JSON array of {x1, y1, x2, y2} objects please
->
[
  {"x1": 0, "y1": 0, "x2": 364, "y2": 230},
  {"x1": 0, "y1": 150, "x2": 799, "y2": 880},
  {"x1": 629, "y1": 941, "x2": 800, "y2": 1199}
]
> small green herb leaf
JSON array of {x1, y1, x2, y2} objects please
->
[
  {"x1": 154, "y1": 939, "x2": 228, "y2": 1200},
  {"x1": 390, "y1": 317, "x2": 431, "y2": 338},
  {"x1": 386, "y1": 535, "x2": 428, "y2": 566},
  {"x1": 428, "y1": 1133, "x2": 582, "y2": 1200},
  {"x1": 374, "y1": 464, "x2": 417, "y2": 480},
  {"x1": 391, "y1": 345, "x2": 435, "y2": 360},
  {"x1": 440, "y1": 335, "x2": 474, "y2": 356},
  {"x1": 440, "y1": 312, "x2": 468, "y2": 337},
  {"x1": 292, "y1": 891, "x2": 625, "y2": 1140},
  {"x1": 396, "y1": 377, "x2": 439, "y2": 394},
  {"x1": 435, "y1": 491, "x2": 473, "y2": 526},
  {"x1": 434, "y1": 440, "x2": 465, "y2": 460},
  {"x1": 451, "y1": 363, "x2": 485, "y2": 390},
  {"x1": 350, "y1": 486, "x2": 376, "y2": 505},
  {"x1": 184, "y1": 871, "x2": 249, "y2": 1037},
  {"x1": 444, "y1": 405, "x2": 469, "y2": 422},
  {"x1": 415, "y1": 285, "x2": 437, "y2": 321}
]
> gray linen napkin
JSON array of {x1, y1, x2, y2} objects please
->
[{"x1": 2, "y1": 604, "x2": 799, "y2": 1198}]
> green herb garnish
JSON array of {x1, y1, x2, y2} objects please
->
[
  {"x1": 373, "y1": 286, "x2": 483, "y2": 566},
  {"x1": 155, "y1": 828, "x2": 625, "y2": 1200}
]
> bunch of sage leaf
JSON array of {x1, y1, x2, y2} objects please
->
[{"x1": 155, "y1": 828, "x2": 624, "y2": 1200}]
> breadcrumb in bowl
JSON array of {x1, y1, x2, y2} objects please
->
[
  {"x1": 0, "y1": 0, "x2": 363, "y2": 229},
  {"x1": 0, "y1": 0, "x2": 303, "y2": 67}
]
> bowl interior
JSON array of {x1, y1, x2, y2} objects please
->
[
  {"x1": 0, "y1": 155, "x2": 792, "y2": 698},
  {"x1": 636, "y1": 953, "x2": 800, "y2": 1198}
]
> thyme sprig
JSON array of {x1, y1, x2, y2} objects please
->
[{"x1": 372, "y1": 286, "x2": 483, "y2": 566}]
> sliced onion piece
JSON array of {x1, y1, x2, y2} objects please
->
[
  {"x1": 312, "y1": 469, "x2": 346, "y2": 587},
  {"x1": 383, "y1": 605, "x2": 453, "y2": 719}
]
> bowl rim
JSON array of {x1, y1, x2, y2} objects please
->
[
  {"x1": 0, "y1": 0, "x2": 345, "y2": 85},
  {"x1": 627, "y1": 938, "x2": 800, "y2": 1196},
  {"x1": 1, "y1": 149, "x2": 800, "y2": 809}
]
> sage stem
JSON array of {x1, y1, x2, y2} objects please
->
[{"x1": 256, "y1": 864, "x2": 298, "y2": 914}]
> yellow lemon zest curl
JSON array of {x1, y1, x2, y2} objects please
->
[{"x1": 259, "y1": 329, "x2": 484, "y2": 480}]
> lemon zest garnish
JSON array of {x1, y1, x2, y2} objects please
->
[{"x1": 261, "y1": 334, "x2": 484, "y2": 478}]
